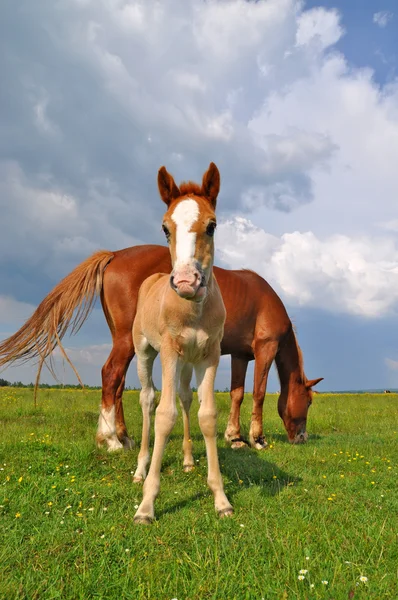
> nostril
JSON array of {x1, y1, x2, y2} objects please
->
[{"x1": 170, "y1": 275, "x2": 176, "y2": 289}]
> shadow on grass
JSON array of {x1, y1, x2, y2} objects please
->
[{"x1": 155, "y1": 446, "x2": 301, "y2": 518}]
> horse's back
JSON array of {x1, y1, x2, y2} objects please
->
[
  {"x1": 101, "y1": 245, "x2": 171, "y2": 336},
  {"x1": 214, "y1": 267, "x2": 291, "y2": 355}
]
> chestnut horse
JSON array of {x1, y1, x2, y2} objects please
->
[
  {"x1": 131, "y1": 162, "x2": 232, "y2": 522},
  {"x1": 0, "y1": 224, "x2": 322, "y2": 450}
]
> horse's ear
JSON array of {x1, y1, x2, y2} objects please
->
[
  {"x1": 306, "y1": 377, "x2": 324, "y2": 389},
  {"x1": 201, "y1": 162, "x2": 220, "y2": 208},
  {"x1": 158, "y1": 166, "x2": 180, "y2": 206}
]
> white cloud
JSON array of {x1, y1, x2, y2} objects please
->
[
  {"x1": 217, "y1": 217, "x2": 398, "y2": 317},
  {"x1": 53, "y1": 343, "x2": 112, "y2": 367},
  {"x1": 0, "y1": 296, "x2": 36, "y2": 326},
  {"x1": 0, "y1": 0, "x2": 398, "y2": 326},
  {"x1": 296, "y1": 7, "x2": 343, "y2": 48},
  {"x1": 373, "y1": 11, "x2": 393, "y2": 28}
]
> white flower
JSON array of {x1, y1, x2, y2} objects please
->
[
  {"x1": 305, "y1": 556, "x2": 310, "y2": 560},
  {"x1": 240, "y1": 524, "x2": 245, "y2": 528},
  {"x1": 298, "y1": 575, "x2": 305, "y2": 581},
  {"x1": 100, "y1": 534, "x2": 105, "y2": 539},
  {"x1": 321, "y1": 580, "x2": 328, "y2": 585},
  {"x1": 360, "y1": 576, "x2": 368, "y2": 583},
  {"x1": 125, "y1": 548, "x2": 130, "y2": 553},
  {"x1": 310, "y1": 584, "x2": 314, "y2": 588},
  {"x1": 299, "y1": 569, "x2": 308, "y2": 575}
]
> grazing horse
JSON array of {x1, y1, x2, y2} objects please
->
[
  {"x1": 0, "y1": 221, "x2": 322, "y2": 452},
  {"x1": 130, "y1": 162, "x2": 232, "y2": 523}
]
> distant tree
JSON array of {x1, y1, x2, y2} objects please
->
[{"x1": 0, "y1": 378, "x2": 10, "y2": 387}]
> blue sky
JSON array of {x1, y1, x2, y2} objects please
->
[{"x1": 1, "y1": 0, "x2": 398, "y2": 392}]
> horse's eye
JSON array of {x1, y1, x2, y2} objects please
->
[
  {"x1": 162, "y1": 224, "x2": 170, "y2": 242},
  {"x1": 206, "y1": 222, "x2": 217, "y2": 237}
]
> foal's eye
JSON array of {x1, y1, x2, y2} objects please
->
[
  {"x1": 162, "y1": 224, "x2": 170, "y2": 242},
  {"x1": 206, "y1": 222, "x2": 217, "y2": 237}
]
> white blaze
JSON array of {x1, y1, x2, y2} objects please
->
[{"x1": 171, "y1": 199, "x2": 199, "y2": 265}]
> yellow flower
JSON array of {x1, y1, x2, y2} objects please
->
[
  {"x1": 48, "y1": 502, "x2": 53, "y2": 506},
  {"x1": 18, "y1": 477, "x2": 23, "y2": 483},
  {"x1": 15, "y1": 512, "x2": 21, "y2": 518}
]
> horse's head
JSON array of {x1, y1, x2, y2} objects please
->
[
  {"x1": 158, "y1": 162, "x2": 220, "y2": 302},
  {"x1": 279, "y1": 376, "x2": 323, "y2": 444}
]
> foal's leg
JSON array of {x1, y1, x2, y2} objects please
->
[
  {"x1": 97, "y1": 335, "x2": 135, "y2": 451},
  {"x1": 249, "y1": 340, "x2": 278, "y2": 450},
  {"x1": 224, "y1": 356, "x2": 249, "y2": 449},
  {"x1": 133, "y1": 346, "x2": 157, "y2": 483},
  {"x1": 195, "y1": 351, "x2": 233, "y2": 517},
  {"x1": 134, "y1": 345, "x2": 180, "y2": 524},
  {"x1": 179, "y1": 364, "x2": 194, "y2": 472}
]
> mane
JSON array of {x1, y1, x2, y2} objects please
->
[
  {"x1": 178, "y1": 181, "x2": 204, "y2": 196},
  {"x1": 293, "y1": 330, "x2": 306, "y2": 383}
]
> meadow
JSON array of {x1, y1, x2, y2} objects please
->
[{"x1": 1, "y1": 387, "x2": 397, "y2": 600}]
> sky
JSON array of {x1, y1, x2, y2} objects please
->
[{"x1": 1, "y1": 0, "x2": 398, "y2": 392}]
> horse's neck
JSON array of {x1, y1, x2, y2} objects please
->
[{"x1": 275, "y1": 328, "x2": 303, "y2": 390}]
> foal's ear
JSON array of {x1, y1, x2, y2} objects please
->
[
  {"x1": 201, "y1": 162, "x2": 220, "y2": 208},
  {"x1": 158, "y1": 166, "x2": 180, "y2": 206},
  {"x1": 306, "y1": 377, "x2": 324, "y2": 390}
]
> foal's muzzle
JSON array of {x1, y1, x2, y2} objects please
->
[{"x1": 170, "y1": 263, "x2": 206, "y2": 301}]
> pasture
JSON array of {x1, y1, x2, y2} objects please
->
[{"x1": 1, "y1": 387, "x2": 397, "y2": 599}]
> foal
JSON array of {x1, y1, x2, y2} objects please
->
[{"x1": 132, "y1": 163, "x2": 233, "y2": 524}]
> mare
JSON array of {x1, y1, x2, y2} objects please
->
[
  {"x1": 131, "y1": 162, "x2": 232, "y2": 522},
  {"x1": 0, "y1": 212, "x2": 322, "y2": 453}
]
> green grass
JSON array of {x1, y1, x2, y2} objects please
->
[{"x1": 1, "y1": 387, "x2": 397, "y2": 599}]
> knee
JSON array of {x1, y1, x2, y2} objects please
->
[
  {"x1": 198, "y1": 409, "x2": 217, "y2": 436},
  {"x1": 140, "y1": 388, "x2": 155, "y2": 412},
  {"x1": 155, "y1": 406, "x2": 177, "y2": 433}
]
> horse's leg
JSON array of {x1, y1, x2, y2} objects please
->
[
  {"x1": 133, "y1": 345, "x2": 157, "y2": 483},
  {"x1": 249, "y1": 340, "x2": 279, "y2": 450},
  {"x1": 179, "y1": 363, "x2": 194, "y2": 472},
  {"x1": 224, "y1": 356, "x2": 249, "y2": 449},
  {"x1": 134, "y1": 344, "x2": 180, "y2": 524},
  {"x1": 97, "y1": 335, "x2": 134, "y2": 452},
  {"x1": 195, "y1": 351, "x2": 233, "y2": 517}
]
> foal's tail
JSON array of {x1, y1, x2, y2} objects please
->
[{"x1": 0, "y1": 250, "x2": 114, "y2": 399}]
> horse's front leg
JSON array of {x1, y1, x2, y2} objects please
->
[
  {"x1": 133, "y1": 345, "x2": 157, "y2": 483},
  {"x1": 195, "y1": 348, "x2": 233, "y2": 517},
  {"x1": 249, "y1": 340, "x2": 278, "y2": 450},
  {"x1": 179, "y1": 363, "x2": 194, "y2": 472},
  {"x1": 134, "y1": 344, "x2": 180, "y2": 524}
]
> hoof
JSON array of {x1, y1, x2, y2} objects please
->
[
  {"x1": 133, "y1": 476, "x2": 144, "y2": 484},
  {"x1": 121, "y1": 437, "x2": 135, "y2": 450},
  {"x1": 183, "y1": 464, "x2": 195, "y2": 473},
  {"x1": 230, "y1": 437, "x2": 249, "y2": 450},
  {"x1": 218, "y1": 507, "x2": 234, "y2": 518},
  {"x1": 133, "y1": 515, "x2": 153, "y2": 525},
  {"x1": 251, "y1": 436, "x2": 268, "y2": 450}
]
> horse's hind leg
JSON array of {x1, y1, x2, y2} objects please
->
[
  {"x1": 224, "y1": 356, "x2": 249, "y2": 449},
  {"x1": 179, "y1": 364, "x2": 194, "y2": 472},
  {"x1": 249, "y1": 340, "x2": 278, "y2": 450},
  {"x1": 97, "y1": 335, "x2": 135, "y2": 452}
]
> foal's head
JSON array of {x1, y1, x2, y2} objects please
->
[{"x1": 158, "y1": 162, "x2": 220, "y2": 302}]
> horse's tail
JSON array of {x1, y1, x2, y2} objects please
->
[{"x1": 0, "y1": 250, "x2": 114, "y2": 398}]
